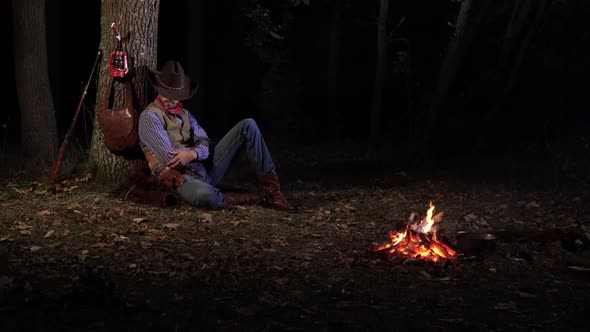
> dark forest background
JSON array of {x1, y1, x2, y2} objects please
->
[{"x1": 5, "y1": 0, "x2": 590, "y2": 175}]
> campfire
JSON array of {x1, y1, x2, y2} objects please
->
[{"x1": 372, "y1": 202, "x2": 458, "y2": 263}]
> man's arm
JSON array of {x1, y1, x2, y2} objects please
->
[
  {"x1": 187, "y1": 112, "x2": 210, "y2": 160},
  {"x1": 138, "y1": 110, "x2": 177, "y2": 164}
]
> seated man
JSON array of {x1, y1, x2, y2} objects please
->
[{"x1": 138, "y1": 60, "x2": 292, "y2": 210}]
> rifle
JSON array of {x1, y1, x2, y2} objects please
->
[{"x1": 46, "y1": 49, "x2": 102, "y2": 184}]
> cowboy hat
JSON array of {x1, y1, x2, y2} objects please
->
[{"x1": 148, "y1": 61, "x2": 199, "y2": 101}]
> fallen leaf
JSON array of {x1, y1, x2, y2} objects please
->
[
  {"x1": 492, "y1": 301, "x2": 517, "y2": 311},
  {"x1": 438, "y1": 318, "x2": 464, "y2": 323},
  {"x1": 147, "y1": 229, "x2": 164, "y2": 235},
  {"x1": 15, "y1": 223, "x2": 32, "y2": 231},
  {"x1": 343, "y1": 204, "x2": 357, "y2": 211},
  {"x1": 90, "y1": 242, "x2": 112, "y2": 248},
  {"x1": 436, "y1": 276, "x2": 454, "y2": 282},
  {"x1": 30, "y1": 245, "x2": 42, "y2": 252},
  {"x1": 67, "y1": 202, "x2": 83, "y2": 210},
  {"x1": 237, "y1": 304, "x2": 261, "y2": 316},
  {"x1": 44, "y1": 230, "x2": 55, "y2": 238},
  {"x1": 180, "y1": 253, "x2": 196, "y2": 261},
  {"x1": 335, "y1": 224, "x2": 349, "y2": 232},
  {"x1": 163, "y1": 223, "x2": 180, "y2": 230},
  {"x1": 230, "y1": 219, "x2": 248, "y2": 226},
  {"x1": 112, "y1": 235, "x2": 129, "y2": 242},
  {"x1": 274, "y1": 277, "x2": 289, "y2": 285},
  {"x1": 271, "y1": 237, "x2": 289, "y2": 247},
  {"x1": 518, "y1": 291, "x2": 537, "y2": 298},
  {"x1": 63, "y1": 185, "x2": 78, "y2": 193},
  {"x1": 75, "y1": 174, "x2": 92, "y2": 182},
  {"x1": 36, "y1": 210, "x2": 53, "y2": 216},
  {"x1": 199, "y1": 213, "x2": 213, "y2": 223}
]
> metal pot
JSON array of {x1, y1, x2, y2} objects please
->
[{"x1": 456, "y1": 231, "x2": 497, "y2": 257}]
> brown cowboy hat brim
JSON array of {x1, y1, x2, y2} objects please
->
[{"x1": 148, "y1": 70, "x2": 199, "y2": 101}]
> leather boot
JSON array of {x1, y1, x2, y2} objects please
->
[
  {"x1": 223, "y1": 192, "x2": 261, "y2": 206},
  {"x1": 258, "y1": 172, "x2": 291, "y2": 210}
]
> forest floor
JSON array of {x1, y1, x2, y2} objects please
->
[{"x1": 0, "y1": 145, "x2": 589, "y2": 331}]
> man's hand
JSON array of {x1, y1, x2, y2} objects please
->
[{"x1": 167, "y1": 150, "x2": 198, "y2": 169}]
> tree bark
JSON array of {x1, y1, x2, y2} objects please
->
[
  {"x1": 416, "y1": 0, "x2": 491, "y2": 160},
  {"x1": 498, "y1": 0, "x2": 533, "y2": 73},
  {"x1": 498, "y1": 0, "x2": 547, "y2": 112},
  {"x1": 186, "y1": 1, "x2": 203, "y2": 114},
  {"x1": 219, "y1": 5, "x2": 241, "y2": 129},
  {"x1": 12, "y1": 0, "x2": 58, "y2": 164},
  {"x1": 368, "y1": 0, "x2": 390, "y2": 158},
  {"x1": 426, "y1": 0, "x2": 475, "y2": 128},
  {"x1": 89, "y1": 0, "x2": 160, "y2": 184},
  {"x1": 478, "y1": 0, "x2": 547, "y2": 145},
  {"x1": 326, "y1": 1, "x2": 342, "y2": 116}
]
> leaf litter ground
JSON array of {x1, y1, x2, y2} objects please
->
[{"x1": 0, "y1": 157, "x2": 589, "y2": 331}]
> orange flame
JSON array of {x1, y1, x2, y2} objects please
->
[{"x1": 372, "y1": 202, "x2": 457, "y2": 263}]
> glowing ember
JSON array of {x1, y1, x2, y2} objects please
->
[{"x1": 372, "y1": 202, "x2": 458, "y2": 263}]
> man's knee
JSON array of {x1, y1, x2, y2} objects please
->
[
  {"x1": 239, "y1": 118, "x2": 258, "y2": 132},
  {"x1": 178, "y1": 182, "x2": 225, "y2": 209},
  {"x1": 237, "y1": 118, "x2": 261, "y2": 140}
]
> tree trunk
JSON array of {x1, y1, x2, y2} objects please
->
[
  {"x1": 186, "y1": 1, "x2": 202, "y2": 114},
  {"x1": 498, "y1": 0, "x2": 532, "y2": 71},
  {"x1": 417, "y1": 0, "x2": 491, "y2": 159},
  {"x1": 12, "y1": 0, "x2": 58, "y2": 164},
  {"x1": 478, "y1": 0, "x2": 547, "y2": 145},
  {"x1": 326, "y1": 1, "x2": 342, "y2": 116},
  {"x1": 219, "y1": 5, "x2": 241, "y2": 129},
  {"x1": 89, "y1": 0, "x2": 160, "y2": 184},
  {"x1": 368, "y1": 0, "x2": 390, "y2": 158},
  {"x1": 426, "y1": 0, "x2": 475, "y2": 127},
  {"x1": 500, "y1": 0, "x2": 547, "y2": 108}
]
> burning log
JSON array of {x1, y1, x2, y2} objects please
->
[{"x1": 371, "y1": 202, "x2": 459, "y2": 263}]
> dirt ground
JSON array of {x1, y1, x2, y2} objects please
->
[{"x1": 0, "y1": 151, "x2": 589, "y2": 331}]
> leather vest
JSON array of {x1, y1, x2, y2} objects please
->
[{"x1": 141, "y1": 103, "x2": 193, "y2": 172}]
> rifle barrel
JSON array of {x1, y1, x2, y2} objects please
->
[{"x1": 46, "y1": 49, "x2": 102, "y2": 184}]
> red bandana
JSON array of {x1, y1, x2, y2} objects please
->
[{"x1": 156, "y1": 96, "x2": 183, "y2": 115}]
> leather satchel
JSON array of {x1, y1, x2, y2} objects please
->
[{"x1": 97, "y1": 78, "x2": 139, "y2": 155}]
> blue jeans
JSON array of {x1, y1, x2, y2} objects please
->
[{"x1": 177, "y1": 118, "x2": 276, "y2": 209}]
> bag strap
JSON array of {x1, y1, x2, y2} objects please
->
[
  {"x1": 100, "y1": 77, "x2": 133, "y2": 110},
  {"x1": 124, "y1": 78, "x2": 133, "y2": 108}
]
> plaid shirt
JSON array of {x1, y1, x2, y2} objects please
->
[{"x1": 138, "y1": 102, "x2": 210, "y2": 173}]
